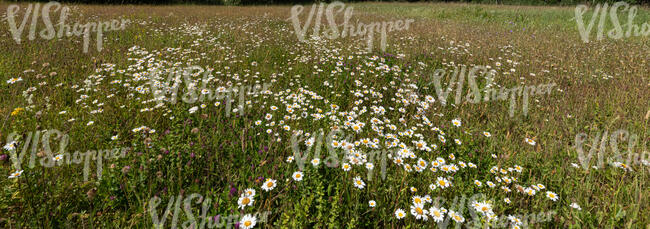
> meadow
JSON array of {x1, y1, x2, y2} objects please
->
[{"x1": 0, "y1": 1, "x2": 648, "y2": 228}]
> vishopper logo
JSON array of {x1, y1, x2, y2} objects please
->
[
  {"x1": 147, "y1": 192, "x2": 270, "y2": 229},
  {"x1": 288, "y1": 1, "x2": 414, "y2": 52},
  {"x1": 146, "y1": 65, "x2": 272, "y2": 117},
  {"x1": 421, "y1": 65, "x2": 556, "y2": 117},
  {"x1": 3, "y1": 129, "x2": 128, "y2": 181},
  {"x1": 574, "y1": 128, "x2": 649, "y2": 171},
  {"x1": 5, "y1": 1, "x2": 131, "y2": 53},
  {"x1": 575, "y1": 1, "x2": 650, "y2": 42}
]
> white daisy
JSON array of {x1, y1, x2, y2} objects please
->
[
  {"x1": 292, "y1": 171, "x2": 303, "y2": 181},
  {"x1": 239, "y1": 214, "x2": 257, "y2": 229},
  {"x1": 352, "y1": 176, "x2": 366, "y2": 189},
  {"x1": 261, "y1": 178, "x2": 277, "y2": 191},
  {"x1": 395, "y1": 209, "x2": 406, "y2": 219}
]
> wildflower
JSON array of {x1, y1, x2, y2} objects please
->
[
  {"x1": 570, "y1": 203, "x2": 581, "y2": 210},
  {"x1": 473, "y1": 201, "x2": 493, "y2": 216},
  {"x1": 342, "y1": 163, "x2": 351, "y2": 171},
  {"x1": 429, "y1": 183, "x2": 437, "y2": 190},
  {"x1": 483, "y1": 131, "x2": 491, "y2": 137},
  {"x1": 525, "y1": 188, "x2": 536, "y2": 196},
  {"x1": 507, "y1": 215, "x2": 522, "y2": 225},
  {"x1": 244, "y1": 188, "x2": 256, "y2": 197},
  {"x1": 188, "y1": 106, "x2": 198, "y2": 113},
  {"x1": 412, "y1": 196, "x2": 424, "y2": 205},
  {"x1": 53, "y1": 154, "x2": 63, "y2": 162},
  {"x1": 437, "y1": 177, "x2": 451, "y2": 189},
  {"x1": 11, "y1": 108, "x2": 24, "y2": 116},
  {"x1": 353, "y1": 176, "x2": 366, "y2": 189},
  {"x1": 292, "y1": 171, "x2": 303, "y2": 181},
  {"x1": 286, "y1": 156, "x2": 294, "y2": 163},
  {"x1": 504, "y1": 198, "x2": 511, "y2": 204},
  {"x1": 449, "y1": 210, "x2": 465, "y2": 223},
  {"x1": 8, "y1": 170, "x2": 23, "y2": 179},
  {"x1": 429, "y1": 207, "x2": 445, "y2": 222},
  {"x1": 111, "y1": 135, "x2": 119, "y2": 140},
  {"x1": 3, "y1": 141, "x2": 17, "y2": 151},
  {"x1": 524, "y1": 138, "x2": 536, "y2": 146},
  {"x1": 410, "y1": 203, "x2": 429, "y2": 221},
  {"x1": 546, "y1": 191, "x2": 559, "y2": 201},
  {"x1": 311, "y1": 158, "x2": 320, "y2": 167},
  {"x1": 261, "y1": 179, "x2": 277, "y2": 191},
  {"x1": 395, "y1": 209, "x2": 406, "y2": 219},
  {"x1": 452, "y1": 118, "x2": 461, "y2": 127},
  {"x1": 237, "y1": 194, "x2": 254, "y2": 209},
  {"x1": 239, "y1": 214, "x2": 257, "y2": 229},
  {"x1": 6, "y1": 77, "x2": 23, "y2": 84},
  {"x1": 369, "y1": 200, "x2": 376, "y2": 207}
]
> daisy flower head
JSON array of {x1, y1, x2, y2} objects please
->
[
  {"x1": 452, "y1": 118, "x2": 461, "y2": 127},
  {"x1": 261, "y1": 178, "x2": 277, "y2": 191},
  {"x1": 237, "y1": 194, "x2": 254, "y2": 209},
  {"x1": 6, "y1": 77, "x2": 23, "y2": 84},
  {"x1": 244, "y1": 188, "x2": 256, "y2": 197},
  {"x1": 369, "y1": 200, "x2": 377, "y2": 207},
  {"x1": 342, "y1": 163, "x2": 351, "y2": 171},
  {"x1": 429, "y1": 183, "x2": 437, "y2": 191},
  {"x1": 473, "y1": 201, "x2": 493, "y2": 216},
  {"x1": 286, "y1": 156, "x2": 294, "y2": 163},
  {"x1": 111, "y1": 135, "x2": 119, "y2": 140},
  {"x1": 507, "y1": 215, "x2": 522, "y2": 226},
  {"x1": 525, "y1": 188, "x2": 536, "y2": 196},
  {"x1": 353, "y1": 176, "x2": 366, "y2": 189},
  {"x1": 483, "y1": 131, "x2": 491, "y2": 137},
  {"x1": 292, "y1": 171, "x2": 303, "y2": 181},
  {"x1": 239, "y1": 214, "x2": 257, "y2": 229},
  {"x1": 395, "y1": 209, "x2": 406, "y2": 219},
  {"x1": 53, "y1": 154, "x2": 63, "y2": 162},
  {"x1": 311, "y1": 158, "x2": 320, "y2": 167},
  {"x1": 524, "y1": 138, "x2": 536, "y2": 146},
  {"x1": 412, "y1": 195, "x2": 424, "y2": 205},
  {"x1": 8, "y1": 170, "x2": 23, "y2": 179},
  {"x1": 3, "y1": 141, "x2": 18, "y2": 151},
  {"x1": 437, "y1": 177, "x2": 451, "y2": 189},
  {"x1": 429, "y1": 207, "x2": 445, "y2": 222},
  {"x1": 424, "y1": 195, "x2": 432, "y2": 203},
  {"x1": 546, "y1": 191, "x2": 559, "y2": 201},
  {"x1": 504, "y1": 198, "x2": 511, "y2": 204},
  {"x1": 410, "y1": 203, "x2": 429, "y2": 221},
  {"x1": 449, "y1": 210, "x2": 465, "y2": 223}
]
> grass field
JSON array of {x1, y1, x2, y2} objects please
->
[{"x1": 0, "y1": 1, "x2": 648, "y2": 228}]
